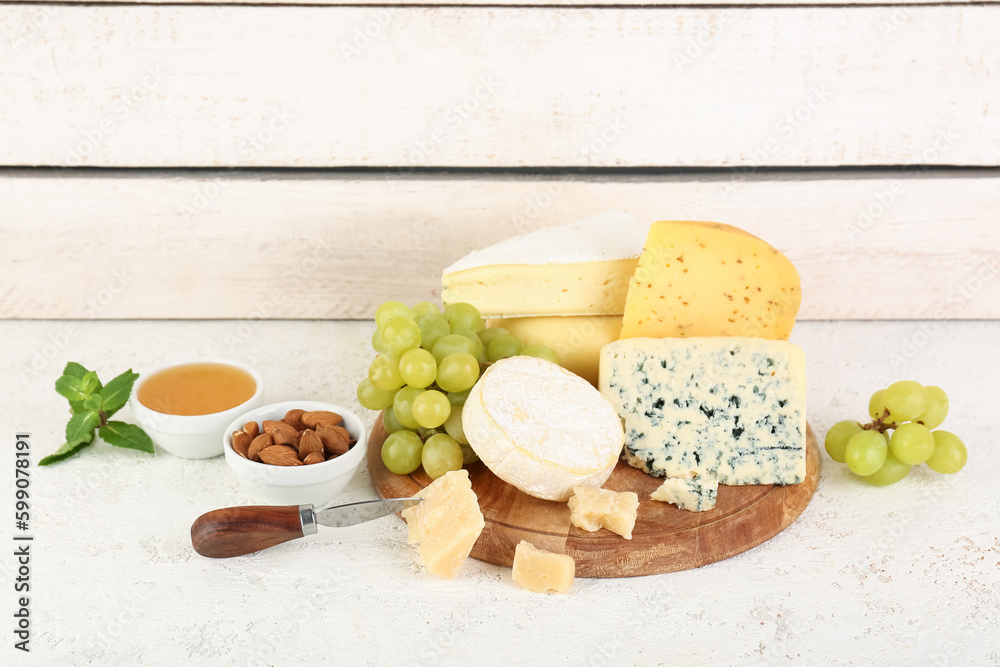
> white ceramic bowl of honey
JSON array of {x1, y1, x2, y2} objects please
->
[
  {"x1": 129, "y1": 358, "x2": 265, "y2": 459},
  {"x1": 223, "y1": 401, "x2": 368, "y2": 506}
]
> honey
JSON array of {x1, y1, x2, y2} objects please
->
[{"x1": 138, "y1": 362, "x2": 256, "y2": 416}]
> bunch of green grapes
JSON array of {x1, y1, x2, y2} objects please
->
[
  {"x1": 824, "y1": 381, "x2": 967, "y2": 486},
  {"x1": 357, "y1": 299, "x2": 560, "y2": 479}
]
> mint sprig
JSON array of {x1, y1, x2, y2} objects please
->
[{"x1": 41, "y1": 362, "x2": 154, "y2": 466}]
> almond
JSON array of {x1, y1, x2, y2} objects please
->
[
  {"x1": 263, "y1": 419, "x2": 298, "y2": 439},
  {"x1": 243, "y1": 421, "x2": 260, "y2": 439},
  {"x1": 247, "y1": 433, "x2": 274, "y2": 462},
  {"x1": 271, "y1": 427, "x2": 300, "y2": 449},
  {"x1": 283, "y1": 409, "x2": 308, "y2": 431},
  {"x1": 232, "y1": 430, "x2": 252, "y2": 458},
  {"x1": 298, "y1": 429, "x2": 324, "y2": 461},
  {"x1": 302, "y1": 410, "x2": 343, "y2": 429},
  {"x1": 259, "y1": 445, "x2": 303, "y2": 466},
  {"x1": 302, "y1": 452, "x2": 325, "y2": 465},
  {"x1": 316, "y1": 425, "x2": 350, "y2": 457}
]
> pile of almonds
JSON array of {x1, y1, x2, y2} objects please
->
[{"x1": 231, "y1": 409, "x2": 353, "y2": 466}]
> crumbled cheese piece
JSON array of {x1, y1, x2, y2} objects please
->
[{"x1": 568, "y1": 486, "x2": 639, "y2": 539}]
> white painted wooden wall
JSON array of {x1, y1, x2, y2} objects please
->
[{"x1": 1, "y1": 1, "x2": 998, "y2": 320}]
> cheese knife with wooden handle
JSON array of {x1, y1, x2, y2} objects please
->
[{"x1": 191, "y1": 498, "x2": 421, "y2": 558}]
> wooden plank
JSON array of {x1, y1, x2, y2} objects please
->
[
  {"x1": 1, "y1": 5, "x2": 998, "y2": 168},
  {"x1": 0, "y1": 0, "x2": 986, "y2": 5},
  {"x1": 1, "y1": 170, "x2": 997, "y2": 321}
]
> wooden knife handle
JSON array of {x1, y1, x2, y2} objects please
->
[{"x1": 191, "y1": 505, "x2": 305, "y2": 558}]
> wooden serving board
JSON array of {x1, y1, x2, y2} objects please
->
[{"x1": 368, "y1": 418, "x2": 820, "y2": 578}]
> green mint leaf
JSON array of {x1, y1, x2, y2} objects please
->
[
  {"x1": 55, "y1": 375, "x2": 89, "y2": 402},
  {"x1": 80, "y1": 370, "x2": 101, "y2": 394},
  {"x1": 83, "y1": 394, "x2": 103, "y2": 411},
  {"x1": 39, "y1": 440, "x2": 94, "y2": 466},
  {"x1": 61, "y1": 362, "x2": 91, "y2": 380},
  {"x1": 99, "y1": 369, "x2": 139, "y2": 418},
  {"x1": 68, "y1": 399, "x2": 87, "y2": 414},
  {"x1": 66, "y1": 410, "x2": 100, "y2": 448},
  {"x1": 99, "y1": 421, "x2": 154, "y2": 454}
]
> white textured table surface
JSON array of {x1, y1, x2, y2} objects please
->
[{"x1": 2, "y1": 320, "x2": 998, "y2": 666}]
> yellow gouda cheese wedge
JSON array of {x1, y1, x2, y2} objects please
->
[
  {"x1": 487, "y1": 315, "x2": 622, "y2": 386},
  {"x1": 620, "y1": 221, "x2": 801, "y2": 340}
]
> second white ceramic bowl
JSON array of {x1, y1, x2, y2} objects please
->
[
  {"x1": 129, "y1": 358, "x2": 265, "y2": 459},
  {"x1": 223, "y1": 401, "x2": 368, "y2": 506}
]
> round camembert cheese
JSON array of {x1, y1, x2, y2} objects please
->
[{"x1": 463, "y1": 356, "x2": 625, "y2": 501}]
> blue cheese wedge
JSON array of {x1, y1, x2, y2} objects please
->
[
  {"x1": 650, "y1": 475, "x2": 719, "y2": 512},
  {"x1": 599, "y1": 337, "x2": 807, "y2": 485}
]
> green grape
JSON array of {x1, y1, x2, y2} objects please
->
[
  {"x1": 381, "y1": 430, "x2": 424, "y2": 475},
  {"x1": 368, "y1": 355, "x2": 404, "y2": 391},
  {"x1": 452, "y1": 328, "x2": 486, "y2": 363},
  {"x1": 883, "y1": 380, "x2": 928, "y2": 423},
  {"x1": 412, "y1": 389, "x2": 451, "y2": 429},
  {"x1": 382, "y1": 407, "x2": 405, "y2": 434},
  {"x1": 443, "y1": 302, "x2": 483, "y2": 333},
  {"x1": 392, "y1": 386, "x2": 423, "y2": 430},
  {"x1": 399, "y1": 348, "x2": 437, "y2": 389},
  {"x1": 421, "y1": 433, "x2": 464, "y2": 479},
  {"x1": 437, "y1": 353, "x2": 481, "y2": 393},
  {"x1": 383, "y1": 316, "x2": 422, "y2": 356},
  {"x1": 443, "y1": 404, "x2": 468, "y2": 444},
  {"x1": 357, "y1": 379, "x2": 396, "y2": 411},
  {"x1": 522, "y1": 344, "x2": 560, "y2": 365},
  {"x1": 431, "y1": 334, "x2": 476, "y2": 364},
  {"x1": 417, "y1": 315, "x2": 451, "y2": 352},
  {"x1": 487, "y1": 334, "x2": 525, "y2": 362},
  {"x1": 926, "y1": 430, "x2": 967, "y2": 474},
  {"x1": 890, "y1": 422, "x2": 935, "y2": 465},
  {"x1": 372, "y1": 328, "x2": 386, "y2": 354},
  {"x1": 411, "y1": 301, "x2": 441, "y2": 321},
  {"x1": 478, "y1": 327, "x2": 510, "y2": 347},
  {"x1": 447, "y1": 388, "x2": 472, "y2": 406},
  {"x1": 460, "y1": 443, "x2": 479, "y2": 465},
  {"x1": 915, "y1": 386, "x2": 949, "y2": 429},
  {"x1": 824, "y1": 420, "x2": 863, "y2": 464},
  {"x1": 868, "y1": 389, "x2": 886, "y2": 420},
  {"x1": 862, "y1": 450, "x2": 912, "y2": 487},
  {"x1": 844, "y1": 430, "x2": 888, "y2": 476},
  {"x1": 375, "y1": 300, "x2": 411, "y2": 329}
]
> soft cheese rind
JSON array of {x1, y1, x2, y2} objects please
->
[
  {"x1": 600, "y1": 337, "x2": 807, "y2": 485},
  {"x1": 650, "y1": 476, "x2": 719, "y2": 512},
  {"x1": 464, "y1": 356, "x2": 625, "y2": 501}
]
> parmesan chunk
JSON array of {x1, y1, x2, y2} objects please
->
[
  {"x1": 512, "y1": 541, "x2": 575, "y2": 594},
  {"x1": 568, "y1": 486, "x2": 639, "y2": 540},
  {"x1": 401, "y1": 469, "x2": 485, "y2": 579}
]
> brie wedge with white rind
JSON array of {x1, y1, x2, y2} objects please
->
[
  {"x1": 463, "y1": 356, "x2": 625, "y2": 501},
  {"x1": 441, "y1": 210, "x2": 648, "y2": 317}
]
